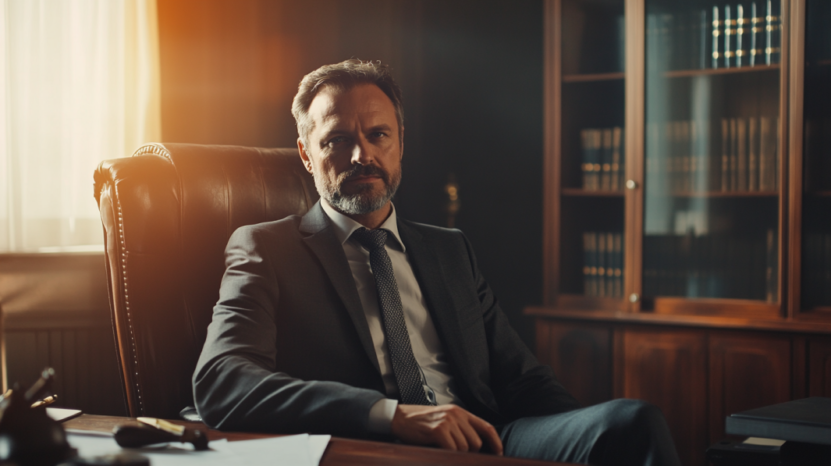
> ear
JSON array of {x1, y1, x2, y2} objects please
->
[{"x1": 297, "y1": 138, "x2": 313, "y2": 174}]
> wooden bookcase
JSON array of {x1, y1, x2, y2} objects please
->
[{"x1": 531, "y1": 1, "x2": 831, "y2": 464}]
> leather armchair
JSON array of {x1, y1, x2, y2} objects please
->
[{"x1": 94, "y1": 143, "x2": 318, "y2": 418}]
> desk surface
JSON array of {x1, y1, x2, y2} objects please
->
[{"x1": 65, "y1": 414, "x2": 566, "y2": 466}]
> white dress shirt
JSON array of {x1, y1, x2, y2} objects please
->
[{"x1": 320, "y1": 200, "x2": 462, "y2": 433}]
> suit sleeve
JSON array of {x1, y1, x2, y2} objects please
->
[
  {"x1": 459, "y1": 233, "x2": 581, "y2": 421},
  {"x1": 192, "y1": 225, "x2": 386, "y2": 436}
]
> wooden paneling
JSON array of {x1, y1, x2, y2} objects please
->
[
  {"x1": 538, "y1": 321, "x2": 612, "y2": 407},
  {"x1": 157, "y1": 0, "x2": 406, "y2": 149},
  {"x1": 622, "y1": 328, "x2": 707, "y2": 466},
  {"x1": 5, "y1": 326, "x2": 124, "y2": 415},
  {"x1": 808, "y1": 337, "x2": 831, "y2": 396},
  {"x1": 708, "y1": 333, "x2": 791, "y2": 443}
]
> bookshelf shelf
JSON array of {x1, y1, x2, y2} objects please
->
[
  {"x1": 664, "y1": 64, "x2": 780, "y2": 79},
  {"x1": 562, "y1": 72, "x2": 625, "y2": 83},
  {"x1": 667, "y1": 191, "x2": 779, "y2": 198},
  {"x1": 562, "y1": 188, "x2": 624, "y2": 197},
  {"x1": 810, "y1": 191, "x2": 831, "y2": 198}
]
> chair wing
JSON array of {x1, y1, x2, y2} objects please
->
[{"x1": 94, "y1": 143, "x2": 318, "y2": 418}]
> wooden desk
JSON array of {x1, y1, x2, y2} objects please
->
[{"x1": 65, "y1": 414, "x2": 565, "y2": 466}]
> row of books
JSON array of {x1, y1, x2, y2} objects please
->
[
  {"x1": 642, "y1": 230, "x2": 777, "y2": 302},
  {"x1": 803, "y1": 232, "x2": 831, "y2": 308},
  {"x1": 644, "y1": 117, "x2": 779, "y2": 194},
  {"x1": 582, "y1": 232, "x2": 624, "y2": 298},
  {"x1": 580, "y1": 127, "x2": 625, "y2": 191},
  {"x1": 646, "y1": 1, "x2": 781, "y2": 72}
]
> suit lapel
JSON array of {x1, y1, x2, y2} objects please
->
[
  {"x1": 396, "y1": 221, "x2": 467, "y2": 377},
  {"x1": 299, "y1": 203, "x2": 381, "y2": 374}
]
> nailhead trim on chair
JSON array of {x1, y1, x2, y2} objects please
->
[{"x1": 114, "y1": 143, "x2": 173, "y2": 415}]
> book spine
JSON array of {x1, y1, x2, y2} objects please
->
[
  {"x1": 699, "y1": 9, "x2": 708, "y2": 69},
  {"x1": 736, "y1": 4, "x2": 747, "y2": 67},
  {"x1": 612, "y1": 126, "x2": 622, "y2": 191},
  {"x1": 598, "y1": 232, "x2": 607, "y2": 297},
  {"x1": 724, "y1": 5, "x2": 734, "y2": 68},
  {"x1": 589, "y1": 232, "x2": 598, "y2": 297},
  {"x1": 615, "y1": 233, "x2": 623, "y2": 298},
  {"x1": 581, "y1": 129, "x2": 592, "y2": 190},
  {"x1": 737, "y1": 118, "x2": 747, "y2": 191},
  {"x1": 601, "y1": 128, "x2": 613, "y2": 191},
  {"x1": 712, "y1": 6, "x2": 722, "y2": 69},
  {"x1": 748, "y1": 117, "x2": 758, "y2": 191},
  {"x1": 583, "y1": 232, "x2": 592, "y2": 297},
  {"x1": 721, "y1": 118, "x2": 729, "y2": 192},
  {"x1": 766, "y1": 0, "x2": 781, "y2": 65},
  {"x1": 774, "y1": 117, "x2": 780, "y2": 190},
  {"x1": 594, "y1": 130, "x2": 603, "y2": 190},
  {"x1": 759, "y1": 117, "x2": 769, "y2": 190},
  {"x1": 751, "y1": 2, "x2": 763, "y2": 66},
  {"x1": 683, "y1": 121, "x2": 692, "y2": 193}
]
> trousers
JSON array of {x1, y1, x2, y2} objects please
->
[{"x1": 499, "y1": 399, "x2": 682, "y2": 466}]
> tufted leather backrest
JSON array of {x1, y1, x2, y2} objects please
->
[{"x1": 94, "y1": 143, "x2": 318, "y2": 418}]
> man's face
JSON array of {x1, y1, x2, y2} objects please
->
[{"x1": 298, "y1": 84, "x2": 403, "y2": 216}]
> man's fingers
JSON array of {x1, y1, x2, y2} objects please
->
[
  {"x1": 447, "y1": 424, "x2": 469, "y2": 451},
  {"x1": 469, "y1": 415, "x2": 503, "y2": 455},
  {"x1": 434, "y1": 429, "x2": 458, "y2": 451},
  {"x1": 457, "y1": 419, "x2": 483, "y2": 452}
]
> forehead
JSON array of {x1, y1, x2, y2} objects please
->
[{"x1": 307, "y1": 84, "x2": 398, "y2": 131}]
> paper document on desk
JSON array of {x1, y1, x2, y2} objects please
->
[{"x1": 68, "y1": 431, "x2": 330, "y2": 466}]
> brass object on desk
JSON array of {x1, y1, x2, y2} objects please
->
[{"x1": 0, "y1": 367, "x2": 75, "y2": 466}]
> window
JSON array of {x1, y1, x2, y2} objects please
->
[{"x1": 0, "y1": 0, "x2": 160, "y2": 252}]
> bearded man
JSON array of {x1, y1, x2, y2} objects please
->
[{"x1": 193, "y1": 59, "x2": 681, "y2": 466}]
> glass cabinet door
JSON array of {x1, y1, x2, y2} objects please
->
[
  {"x1": 557, "y1": 0, "x2": 626, "y2": 306},
  {"x1": 801, "y1": 0, "x2": 831, "y2": 311},
  {"x1": 641, "y1": 0, "x2": 782, "y2": 309}
]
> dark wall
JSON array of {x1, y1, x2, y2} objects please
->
[{"x1": 158, "y1": 0, "x2": 544, "y2": 346}]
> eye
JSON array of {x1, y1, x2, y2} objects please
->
[
  {"x1": 326, "y1": 136, "x2": 349, "y2": 147},
  {"x1": 370, "y1": 131, "x2": 388, "y2": 139}
]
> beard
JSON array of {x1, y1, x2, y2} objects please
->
[{"x1": 314, "y1": 163, "x2": 401, "y2": 215}]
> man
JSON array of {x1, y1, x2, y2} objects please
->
[{"x1": 193, "y1": 59, "x2": 681, "y2": 465}]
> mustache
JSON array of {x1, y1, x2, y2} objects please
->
[{"x1": 338, "y1": 164, "x2": 389, "y2": 185}]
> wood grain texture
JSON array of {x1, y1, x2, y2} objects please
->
[
  {"x1": 808, "y1": 338, "x2": 831, "y2": 396},
  {"x1": 64, "y1": 415, "x2": 568, "y2": 466},
  {"x1": 526, "y1": 307, "x2": 831, "y2": 334},
  {"x1": 624, "y1": 0, "x2": 644, "y2": 312},
  {"x1": 542, "y1": 322, "x2": 612, "y2": 407},
  {"x1": 708, "y1": 333, "x2": 792, "y2": 443},
  {"x1": 542, "y1": 0, "x2": 561, "y2": 305},
  {"x1": 621, "y1": 328, "x2": 707, "y2": 466},
  {"x1": 788, "y1": 0, "x2": 806, "y2": 318}
]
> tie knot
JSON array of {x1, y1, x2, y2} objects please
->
[{"x1": 352, "y1": 228, "x2": 388, "y2": 251}]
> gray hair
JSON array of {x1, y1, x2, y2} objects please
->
[{"x1": 291, "y1": 59, "x2": 404, "y2": 147}]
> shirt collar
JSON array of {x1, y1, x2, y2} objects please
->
[{"x1": 320, "y1": 199, "x2": 406, "y2": 252}]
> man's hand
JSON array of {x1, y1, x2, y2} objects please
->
[{"x1": 390, "y1": 404, "x2": 503, "y2": 455}]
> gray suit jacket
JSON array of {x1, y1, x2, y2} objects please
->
[{"x1": 193, "y1": 202, "x2": 578, "y2": 437}]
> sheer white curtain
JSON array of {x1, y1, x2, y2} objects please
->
[{"x1": 0, "y1": 0, "x2": 160, "y2": 252}]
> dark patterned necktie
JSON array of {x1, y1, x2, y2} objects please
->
[{"x1": 352, "y1": 227, "x2": 432, "y2": 405}]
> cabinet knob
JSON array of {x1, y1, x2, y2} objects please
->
[
  {"x1": 625, "y1": 180, "x2": 638, "y2": 190},
  {"x1": 629, "y1": 293, "x2": 640, "y2": 303}
]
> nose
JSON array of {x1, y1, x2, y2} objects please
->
[{"x1": 350, "y1": 137, "x2": 374, "y2": 165}]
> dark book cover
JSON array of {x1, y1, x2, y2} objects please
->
[{"x1": 726, "y1": 397, "x2": 831, "y2": 446}]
